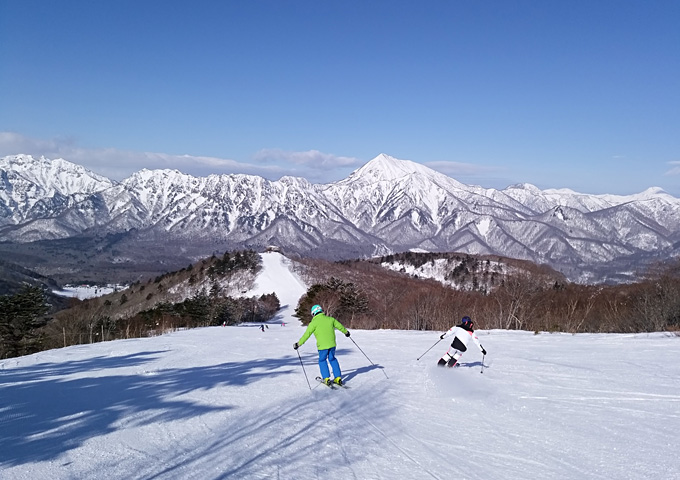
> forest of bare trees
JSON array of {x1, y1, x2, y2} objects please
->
[{"x1": 293, "y1": 255, "x2": 680, "y2": 334}]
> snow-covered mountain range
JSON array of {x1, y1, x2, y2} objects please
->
[{"x1": 2, "y1": 153, "x2": 679, "y2": 283}]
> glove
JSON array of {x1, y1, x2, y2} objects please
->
[
  {"x1": 440, "y1": 334, "x2": 445, "y2": 340},
  {"x1": 293, "y1": 342, "x2": 299, "y2": 350},
  {"x1": 345, "y1": 331, "x2": 350, "y2": 337},
  {"x1": 481, "y1": 348, "x2": 487, "y2": 355}
]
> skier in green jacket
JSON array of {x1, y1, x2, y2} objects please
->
[{"x1": 294, "y1": 304, "x2": 350, "y2": 386}]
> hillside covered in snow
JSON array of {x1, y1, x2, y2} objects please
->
[{"x1": 2, "y1": 252, "x2": 679, "y2": 479}]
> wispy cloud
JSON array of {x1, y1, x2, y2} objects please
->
[
  {"x1": 0, "y1": 131, "x2": 79, "y2": 158},
  {"x1": 422, "y1": 160, "x2": 518, "y2": 189},
  {"x1": 252, "y1": 149, "x2": 362, "y2": 169},
  {"x1": 424, "y1": 160, "x2": 502, "y2": 176},
  {"x1": 0, "y1": 132, "x2": 359, "y2": 182},
  {"x1": 664, "y1": 161, "x2": 680, "y2": 176}
]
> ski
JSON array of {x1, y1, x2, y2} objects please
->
[
  {"x1": 315, "y1": 376, "x2": 336, "y2": 388},
  {"x1": 315, "y1": 376, "x2": 349, "y2": 388}
]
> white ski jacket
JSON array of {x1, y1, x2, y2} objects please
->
[{"x1": 442, "y1": 326, "x2": 484, "y2": 353}]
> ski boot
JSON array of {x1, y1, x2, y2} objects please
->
[
  {"x1": 333, "y1": 377, "x2": 343, "y2": 386},
  {"x1": 447, "y1": 352, "x2": 461, "y2": 368},
  {"x1": 437, "y1": 353, "x2": 453, "y2": 367}
]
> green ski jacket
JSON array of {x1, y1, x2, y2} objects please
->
[{"x1": 298, "y1": 313, "x2": 348, "y2": 350}]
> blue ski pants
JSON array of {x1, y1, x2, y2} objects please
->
[{"x1": 318, "y1": 347, "x2": 341, "y2": 379}]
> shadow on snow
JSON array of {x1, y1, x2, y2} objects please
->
[
  {"x1": 1, "y1": 347, "x2": 396, "y2": 476},
  {"x1": 0, "y1": 351, "x2": 298, "y2": 467},
  {"x1": 143, "y1": 379, "x2": 395, "y2": 480}
]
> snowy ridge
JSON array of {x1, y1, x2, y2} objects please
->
[
  {"x1": 0, "y1": 155, "x2": 116, "y2": 227},
  {"x1": 0, "y1": 154, "x2": 115, "y2": 196},
  {"x1": 2, "y1": 153, "x2": 680, "y2": 283}
]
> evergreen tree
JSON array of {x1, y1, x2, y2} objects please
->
[
  {"x1": 0, "y1": 285, "x2": 50, "y2": 359},
  {"x1": 296, "y1": 278, "x2": 369, "y2": 326},
  {"x1": 340, "y1": 282, "x2": 369, "y2": 327}
]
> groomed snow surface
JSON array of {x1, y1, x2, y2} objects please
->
[{"x1": 2, "y1": 253, "x2": 679, "y2": 479}]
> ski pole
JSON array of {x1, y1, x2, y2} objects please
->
[
  {"x1": 480, "y1": 354, "x2": 485, "y2": 374},
  {"x1": 296, "y1": 348, "x2": 312, "y2": 390},
  {"x1": 416, "y1": 338, "x2": 442, "y2": 361},
  {"x1": 349, "y1": 336, "x2": 389, "y2": 379}
]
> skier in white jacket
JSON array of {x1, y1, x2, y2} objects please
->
[{"x1": 437, "y1": 316, "x2": 486, "y2": 367}]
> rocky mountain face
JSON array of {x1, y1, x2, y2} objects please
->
[{"x1": 1, "y1": 153, "x2": 679, "y2": 284}]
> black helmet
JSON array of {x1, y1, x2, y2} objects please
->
[{"x1": 461, "y1": 316, "x2": 473, "y2": 328}]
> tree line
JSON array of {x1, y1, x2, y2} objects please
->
[
  {"x1": 293, "y1": 256, "x2": 680, "y2": 334},
  {"x1": 0, "y1": 286, "x2": 280, "y2": 360},
  {"x1": 3, "y1": 252, "x2": 679, "y2": 360},
  {"x1": 0, "y1": 250, "x2": 280, "y2": 359}
]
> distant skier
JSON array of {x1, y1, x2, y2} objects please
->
[
  {"x1": 260, "y1": 324, "x2": 265, "y2": 332},
  {"x1": 437, "y1": 316, "x2": 486, "y2": 368},
  {"x1": 294, "y1": 304, "x2": 350, "y2": 386}
]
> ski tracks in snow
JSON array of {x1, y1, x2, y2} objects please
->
[{"x1": 318, "y1": 379, "x2": 444, "y2": 480}]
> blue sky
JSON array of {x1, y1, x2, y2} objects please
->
[{"x1": 1, "y1": 0, "x2": 679, "y2": 195}]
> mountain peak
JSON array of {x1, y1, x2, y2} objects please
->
[
  {"x1": 0, "y1": 154, "x2": 115, "y2": 196},
  {"x1": 347, "y1": 153, "x2": 442, "y2": 183}
]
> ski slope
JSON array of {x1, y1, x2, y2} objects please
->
[
  {"x1": 2, "y1": 253, "x2": 679, "y2": 479},
  {"x1": 246, "y1": 251, "x2": 306, "y2": 327}
]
